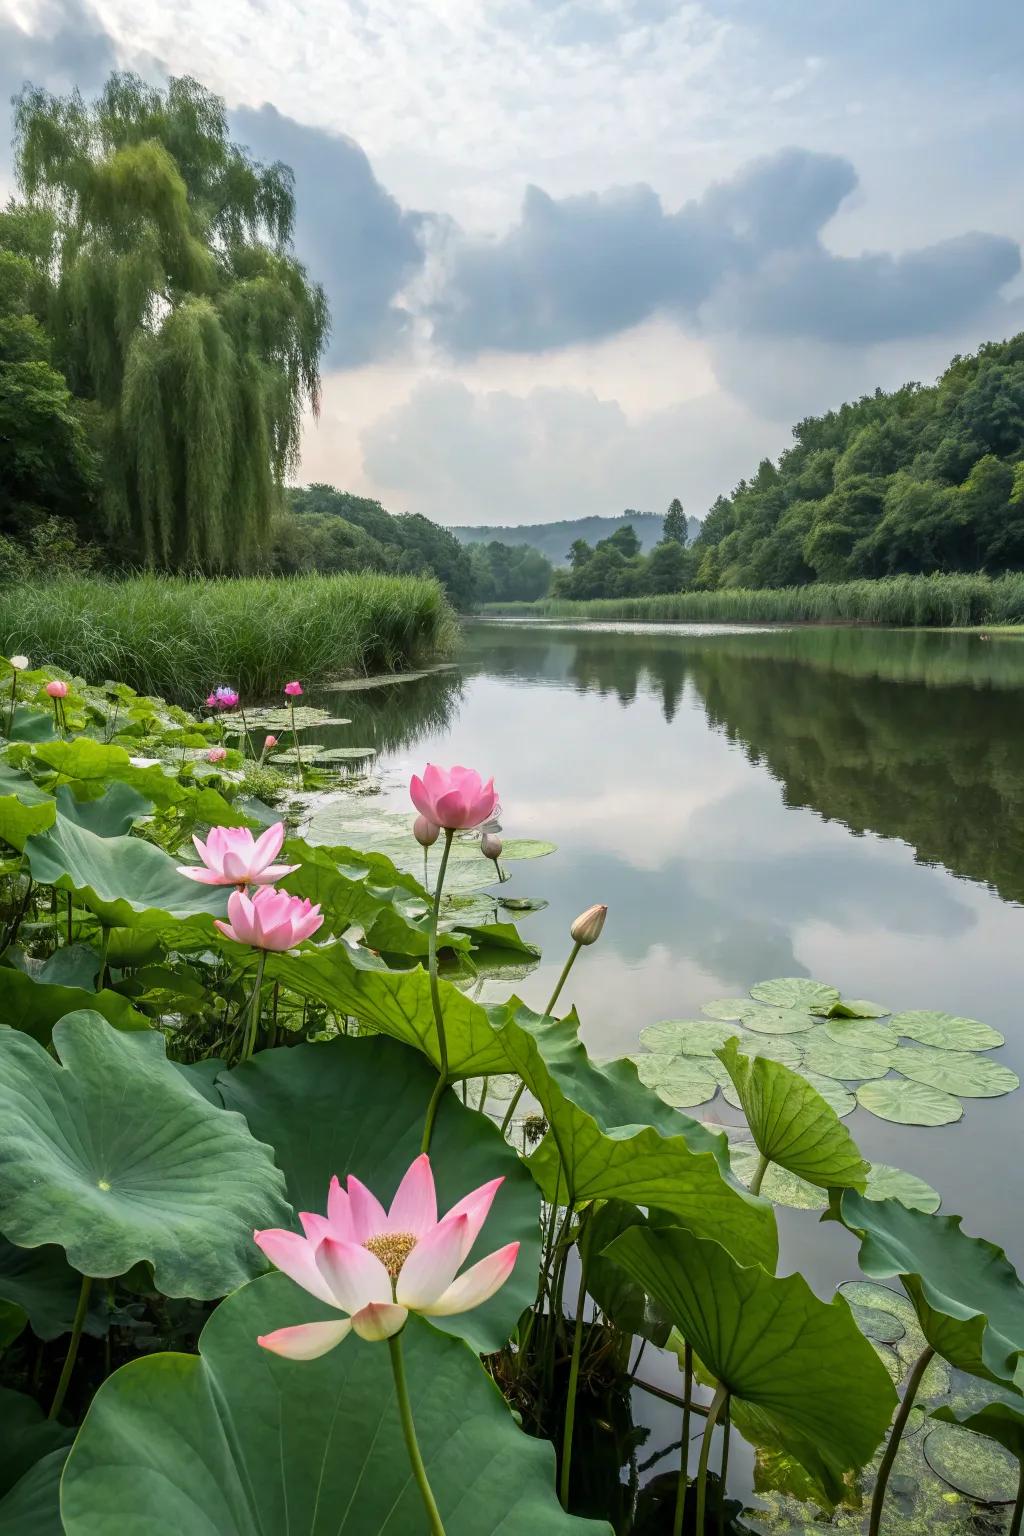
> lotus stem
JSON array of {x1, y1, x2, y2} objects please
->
[
  {"x1": 241, "y1": 949, "x2": 268, "y2": 1062},
  {"x1": 289, "y1": 700, "x2": 303, "y2": 785},
  {"x1": 4, "y1": 875, "x2": 34, "y2": 950},
  {"x1": 559, "y1": 1206, "x2": 593, "y2": 1508},
  {"x1": 500, "y1": 939, "x2": 583, "y2": 1136},
  {"x1": 718, "y1": 1401, "x2": 731, "y2": 1535},
  {"x1": 673, "y1": 1341, "x2": 693, "y2": 1536},
  {"x1": 748, "y1": 1152, "x2": 771, "y2": 1197},
  {"x1": 238, "y1": 703, "x2": 255, "y2": 760},
  {"x1": 97, "y1": 924, "x2": 111, "y2": 991},
  {"x1": 388, "y1": 1331, "x2": 446, "y2": 1536},
  {"x1": 6, "y1": 671, "x2": 16, "y2": 736},
  {"x1": 868, "y1": 1343, "x2": 935, "y2": 1536},
  {"x1": 1010, "y1": 1458, "x2": 1024, "y2": 1536},
  {"x1": 420, "y1": 828, "x2": 455, "y2": 1154},
  {"x1": 48, "y1": 1273, "x2": 92, "y2": 1420},
  {"x1": 695, "y1": 1383, "x2": 728, "y2": 1535}
]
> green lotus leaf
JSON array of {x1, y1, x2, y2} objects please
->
[
  {"x1": 829, "y1": 998, "x2": 891, "y2": 1019},
  {"x1": 729, "y1": 1144, "x2": 827, "y2": 1211},
  {"x1": 736, "y1": 1005, "x2": 817, "y2": 1036},
  {"x1": 864, "y1": 1163, "x2": 941, "y2": 1213},
  {"x1": 797, "y1": 1070, "x2": 856, "y2": 1118},
  {"x1": 61, "y1": 1281, "x2": 608, "y2": 1536},
  {"x1": 270, "y1": 745, "x2": 374, "y2": 765},
  {"x1": 855, "y1": 1078, "x2": 963, "y2": 1125},
  {"x1": 212, "y1": 1035, "x2": 540, "y2": 1355},
  {"x1": 715, "y1": 1039, "x2": 868, "y2": 1190},
  {"x1": 701, "y1": 998, "x2": 749, "y2": 1020},
  {"x1": 0, "y1": 1012, "x2": 290, "y2": 1298},
  {"x1": 6, "y1": 703, "x2": 59, "y2": 743},
  {"x1": 602, "y1": 1223, "x2": 896, "y2": 1506},
  {"x1": 0, "y1": 1301, "x2": 25, "y2": 1351},
  {"x1": 889, "y1": 1009, "x2": 1004, "y2": 1050},
  {"x1": 26, "y1": 739, "x2": 247, "y2": 825},
  {"x1": 23, "y1": 944, "x2": 99, "y2": 989},
  {"x1": 0, "y1": 965, "x2": 150, "y2": 1044},
  {"x1": 800, "y1": 1040, "x2": 894, "y2": 1080},
  {"x1": 498, "y1": 895, "x2": 548, "y2": 914},
  {"x1": 504, "y1": 1005, "x2": 777, "y2": 1270},
  {"x1": 922, "y1": 1421, "x2": 1019, "y2": 1503},
  {"x1": 749, "y1": 977, "x2": 840, "y2": 1014},
  {"x1": 0, "y1": 765, "x2": 55, "y2": 848},
  {"x1": 585, "y1": 1201, "x2": 672, "y2": 1344},
  {"x1": 823, "y1": 1018, "x2": 897, "y2": 1051},
  {"x1": 0, "y1": 1388, "x2": 72, "y2": 1499},
  {"x1": 638, "y1": 1019, "x2": 742, "y2": 1056},
  {"x1": 934, "y1": 1399, "x2": 1024, "y2": 1465},
  {"x1": 0, "y1": 1240, "x2": 106, "y2": 1341},
  {"x1": 844, "y1": 1300, "x2": 905, "y2": 1345},
  {"x1": 838, "y1": 1190, "x2": 1024, "y2": 1387},
  {"x1": 53, "y1": 783, "x2": 152, "y2": 836},
  {"x1": 25, "y1": 812, "x2": 231, "y2": 932},
  {"x1": 0, "y1": 1447, "x2": 67, "y2": 1536},
  {"x1": 892, "y1": 1047, "x2": 1019, "y2": 1098},
  {"x1": 267, "y1": 943, "x2": 515, "y2": 1078},
  {"x1": 632, "y1": 1053, "x2": 718, "y2": 1107}
]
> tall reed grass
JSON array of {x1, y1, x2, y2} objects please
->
[
  {"x1": 0, "y1": 572, "x2": 457, "y2": 703},
  {"x1": 483, "y1": 573, "x2": 1024, "y2": 628}
]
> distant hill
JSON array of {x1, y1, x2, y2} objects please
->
[{"x1": 451, "y1": 512, "x2": 701, "y2": 566}]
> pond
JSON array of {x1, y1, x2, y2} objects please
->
[{"x1": 302, "y1": 619, "x2": 1024, "y2": 1528}]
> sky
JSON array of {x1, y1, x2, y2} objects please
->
[{"x1": 2, "y1": 0, "x2": 1023, "y2": 528}]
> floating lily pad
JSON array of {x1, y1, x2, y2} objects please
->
[
  {"x1": 270, "y1": 746, "x2": 375, "y2": 766},
  {"x1": 893, "y1": 1048, "x2": 1019, "y2": 1099},
  {"x1": 639, "y1": 1020, "x2": 743, "y2": 1056},
  {"x1": 889, "y1": 1010, "x2": 1004, "y2": 1051},
  {"x1": 497, "y1": 896, "x2": 549, "y2": 914},
  {"x1": 749, "y1": 978, "x2": 840, "y2": 1014},
  {"x1": 800, "y1": 1041, "x2": 894, "y2": 1080},
  {"x1": 701, "y1": 998, "x2": 749, "y2": 1020},
  {"x1": 729, "y1": 1143, "x2": 827, "y2": 1211},
  {"x1": 797, "y1": 1070, "x2": 856, "y2": 1118},
  {"x1": 824, "y1": 1019, "x2": 897, "y2": 1051},
  {"x1": 923, "y1": 1422, "x2": 1019, "y2": 1503},
  {"x1": 855, "y1": 1078, "x2": 963, "y2": 1126},
  {"x1": 830, "y1": 998, "x2": 891, "y2": 1019},
  {"x1": 492, "y1": 839, "x2": 557, "y2": 861},
  {"x1": 871, "y1": 1341, "x2": 902, "y2": 1385},
  {"x1": 738, "y1": 1006, "x2": 817, "y2": 1036},
  {"x1": 864, "y1": 1164, "x2": 942, "y2": 1214},
  {"x1": 633, "y1": 1053, "x2": 718, "y2": 1108}
]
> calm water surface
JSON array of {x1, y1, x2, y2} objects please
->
[{"x1": 311, "y1": 619, "x2": 1024, "y2": 1514}]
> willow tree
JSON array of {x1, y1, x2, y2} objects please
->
[{"x1": 13, "y1": 74, "x2": 329, "y2": 569}]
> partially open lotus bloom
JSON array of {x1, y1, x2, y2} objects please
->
[
  {"x1": 255, "y1": 1154, "x2": 519, "y2": 1359},
  {"x1": 264, "y1": 734, "x2": 278, "y2": 750},
  {"x1": 215, "y1": 885, "x2": 323, "y2": 951},
  {"x1": 45, "y1": 680, "x2": 69, "y2": 699},
  {"x1": 206, "y1": 746, "x2": 227, "y2": 764},
  {"x1": 179, "y1": 822, "x2": 299, "y2": 886},
  {"x1": 412, "y1": 814, "x2": 440, "y2": 848},
  {"x1": 410, "y1": 764, "x2": 498, "y2": 831},
  {"x1": 206, "y1": 686, "x2": 239, "y2": 710},
  {"x1": 284, "y1": 680, "x2": 303, "y2": 697},
  {"x1": 9, "y1": 655, "x2": 28, "y2": 671}
]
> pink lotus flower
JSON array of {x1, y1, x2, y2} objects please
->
[
  {"x1": 264, "y1": 734, "x2": 278, "y2": 749},
  {"x1": 179, "y1": 822, "x2": 299, "y2": 887},
  {"x1": 215, "y1": 885, "x2": 323, "y2": 951},
  {"x1": 255, "y1": 1154, "x2": 518, "y2": 1358},
  {"x1": 45, "y1": 680, "x2": 69, "y2": 699},
  {"x1": 284, "y1": 681, "x2": 303, "y2": 697},
  {"x1": 206, "y1": 747, "x2": 227, "y2": 764},
  {"x1": 206, "y1": 686, "x2": 239, "y2": 710},
  {"x1": 410, "y1": 765, "x2": 498, "y2": 831}
]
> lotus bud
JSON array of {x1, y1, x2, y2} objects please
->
[
  {"x1": 264, "y1": 735, "x2": 278, "y2": 750},
  {"x1": 9, "y1": 655, "x2": 28, "y2": 671},
  {"x1": 45, "y1": 680, "x2": 69, "y2": 699},
  {"x1": 570, "y1": 903, "x2": 607, "y2": 946},
  {"x1": 480, "y1": 831, "x2": 503, "y2": 862},
  {"x1": 413, "y1": 815, "x2": 440, "y2": 848},
  {"x1": 207, "y1": 746, "x2": 227, "y2": 764}
]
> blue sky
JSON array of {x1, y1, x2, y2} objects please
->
[{"x1": 2, "y1": 0, "x2": 1023, "y2": 525}]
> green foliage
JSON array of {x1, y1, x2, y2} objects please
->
[
  {"x1": 13, "y1": 73, "x2": 327, "y2": 570},
  {"x1": 0, "y1": 570, "x2": 455, "y2": 701},
  {"x1": 61, "y1": 1288, "x2": 608, "y2": 1535},
  {"x1": 469, "y1": 539, "x2": 554, "y2": 603}
]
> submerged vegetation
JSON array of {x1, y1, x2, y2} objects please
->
[
  {"x1": 0, "y1": 658, "x2": 1020, "y2": 1534},
  {"x1": 0, "y1": 571, "x2": 457, "y2": 701},
  {"x1": 485, "y1": 570, "x2": 1024, "y2": 626}
]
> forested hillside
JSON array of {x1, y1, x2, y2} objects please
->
[
  {"x1": 453, "y1": 510, "x2": 699, "y2": 564},
  {"x1": 690, "y1": 334, "x2": 1024, "y2": 589}
]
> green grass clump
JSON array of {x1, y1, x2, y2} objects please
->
[
  {"x1": 0, "y1": 572, "x2": 457, "y2": 703},
  {"x1": 483, "y1": 573, "x2": 1024, "y2": 628}
]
